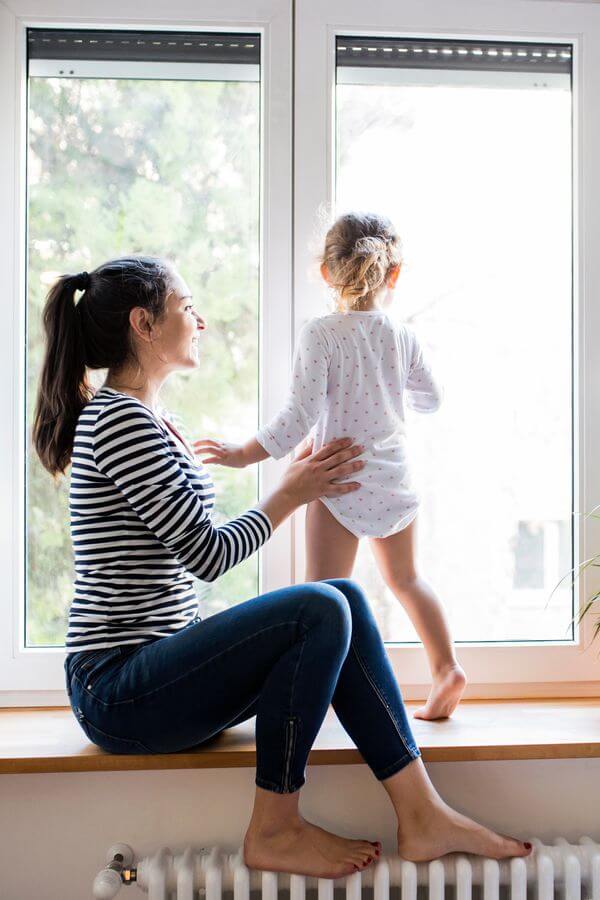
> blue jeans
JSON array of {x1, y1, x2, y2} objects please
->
[{"x1": 65, "y1": 579, "x2": 420, "y2": 793}]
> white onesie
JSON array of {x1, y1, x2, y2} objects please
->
[{"x1": 255, "y1": 309, "x2": 442, "y2": 538}]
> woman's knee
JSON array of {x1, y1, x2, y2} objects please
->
[
  {"x1": 323, "y1": 578, "x2": 375, "y2": 623},
  {"x1": 324, "y1": 578, "x2": 368, "y2": 607},
  {"x1": 301, "y1": 581, "x2": 352, "y2": 640}
]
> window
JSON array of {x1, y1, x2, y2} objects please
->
[
  {"x1": 513, "y1": 522, "x2": 545, "y2": 591},
  {"x1": 293, "y1": 0, "x2": 599, "y2": 693},
  {"x1": 335, "y1": 35, "x2": 574, "y2": 644},
  {"x1": 1, "y1": 2, "x2": 292, "y2": 697},
  {"x1": 25, "y1": 29, "x2": 262, "y2": 646},
  {"x1": 3, "y1": 0, "x2": 599, "y2": 699}
]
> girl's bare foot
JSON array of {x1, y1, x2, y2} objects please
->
[
  {"x1": 244, "y1": 817, "x2": 377, "y2": 878},
  {"x1": 397, "y1": 797, "x2": 532, "y2": 861},
  {"x1": 414, "y1": 664, "x2": 467, "y2": 720}
]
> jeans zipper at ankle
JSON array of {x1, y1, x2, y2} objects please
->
[{"x1": 283, "y1": 718, "x2": 297, "y2": 792}]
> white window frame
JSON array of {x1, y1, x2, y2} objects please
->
[
  {"x1": 293, "y1": 0, "x2": 600, "y2": 698},
  {"x1": 0, "y1": 0, "x2": 293, "y2": 704},
  {"x1": 2, "y1": 0, "x2": 600, "y2": 705}
]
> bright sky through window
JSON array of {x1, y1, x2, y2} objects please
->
[
  {"x1": 26, "y1": 32, "x2": 261, "y2": 646},
  {"x1": 336, "y1": 48, "x2": 573, "y2": 643}
]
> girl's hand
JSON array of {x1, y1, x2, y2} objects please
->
[
  {"x1": 193, "y1": 439, "x2": 249, "y2": 469},
  {"x1": 281, "y1": 437, "x2": 365, "y2": 505}
]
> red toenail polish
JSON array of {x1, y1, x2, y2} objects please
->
[{"x1": 524, "y1": 842, "x2": 532, "y2": 850}]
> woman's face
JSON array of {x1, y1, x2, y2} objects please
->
[{"x1": 152, "y1": 270, "x2": 206, "y2": 370}]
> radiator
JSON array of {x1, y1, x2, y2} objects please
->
[{"x1": 93, "y1": 839, "x2": 600, "y2": 900}]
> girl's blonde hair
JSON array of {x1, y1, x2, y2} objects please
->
[{"x1": 322, "y1": 212, "x2": 403, "y2": 312}]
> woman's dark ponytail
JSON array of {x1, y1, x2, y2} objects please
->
[
  {"x1": 33, "y1": 256, "x2": 171, "y2": 477},
  {"x1": 33, "y1": 274, "x2": 93, "y2": 477}
]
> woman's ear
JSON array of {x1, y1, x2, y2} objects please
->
[
  {"x1": 129, "y1": 307, "x2": 154, "y2": 344},
  {"x1": 387, "y1": 264, "x2": 401, "y2": 290},
  {"x1": 320, "y1": 262, "x2": 332, "y2": 285}
]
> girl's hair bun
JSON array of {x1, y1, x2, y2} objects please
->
[
  {"x1": 353, "y1": 235, "x2": 387, "y2": 256},
  {"x1": 322, "y1": 213, "x2": 403, "y2": 312}
]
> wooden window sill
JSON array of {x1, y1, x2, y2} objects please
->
[{"x1": 1, "y1": 699, "x2": 600, "y2": 775}]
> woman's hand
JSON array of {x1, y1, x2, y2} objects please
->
[
  {"x1": 281, "y1": 437, "x2": 365, "y2": 506},
  {"x1": 196, "y1": 434, "x2": 365, "y2": 533},
  {"x1": 193, "y1": 439, "x2": 249, "y2": 469},
  {"x1": 256, "y1": 437, "x2": 364, "y2": 531}
]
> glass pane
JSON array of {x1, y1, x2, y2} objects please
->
[
  {"x1": 336, "y1": 61, "x2": 573, "y2": 643},
  {"x1": 26, "y1": 72, "x2": 260, "y2": 646}
]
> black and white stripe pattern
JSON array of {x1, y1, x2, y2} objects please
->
[{"x1": 66, "y1": 387, "x2": 272, "y2": 653}]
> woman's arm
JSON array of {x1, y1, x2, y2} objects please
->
[
  {"x1": 93, "y1": 396, "x2": 364, "y2": 580},
  {"x1": 93, "y1": 397, "x2": 272, "y2": 583}
]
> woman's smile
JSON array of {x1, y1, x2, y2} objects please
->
[{"x1": 158, "y1": 271, "x2": 207, "y2": 369}]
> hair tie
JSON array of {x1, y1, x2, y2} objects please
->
[{"x1": 73, "y1": 271, "x2": 90, "y2": 292}]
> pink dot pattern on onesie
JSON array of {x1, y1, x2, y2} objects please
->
[{"x1": 256, "y1": 314, "x2": 441, "y2": 538}]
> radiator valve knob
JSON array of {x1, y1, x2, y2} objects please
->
[{"x1": 93, "y1": 866, "x2": 122, "y2": 899}]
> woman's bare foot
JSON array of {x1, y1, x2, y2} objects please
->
[
  {"x1": 245, "y1": 786, "x2": 379, "y2": 878},
  {"x1": 414, "y1": 664, "x2": 467, "y2": 720},
  {"x1": 244, "y1": 817, "x2": 377, "y2": 878},
  {"x1": 397, "y1": 798, "x2": 532, "y2": 862},
  {"x1": 384, "y1": 758, "x2": 531, "y2": 863},
  {"x1": 307, "y1": 822, "x2": 381, "y2": 864}
]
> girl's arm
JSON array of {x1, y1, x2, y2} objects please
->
[
  {"x1": 196, "y1": 320, "x2": 331, "y2": 467},
  {"x1": 255, "y1": 319, "x2": 330, "y2": 459},
  {"x1": 405, "y1": 331, "x2": 443, "y2": 413},
  {"x1": 194, "y1": 436, "x2": 269, "y2": 468}
]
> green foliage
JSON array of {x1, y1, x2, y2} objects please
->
[{"x1": 27, "y1": 76, "x2": 260, "y2": 644}]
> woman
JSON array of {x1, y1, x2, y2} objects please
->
[{"x1": 33, "y1": 256, "x2": 531, "y2": 878}]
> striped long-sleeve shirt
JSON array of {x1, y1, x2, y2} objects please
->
[{"x1": 66, "y1": 386, "x2": 272, "y2": 653}]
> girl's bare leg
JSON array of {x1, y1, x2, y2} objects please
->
[
  {"x1": 305, "y1": 499, "x2": 359, "y2": 580},
  {"x1": 244, "y1": 787, "x2": 380, "y2": 877},
  {"x1": 383, "y1": 757, "x2": 532, "y2": 861},
  {"x1": 370, "y1": 520, "x2": 466, "y2": 720}
]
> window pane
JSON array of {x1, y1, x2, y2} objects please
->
[
  {"x1": 336, "y1": 41, "x2": 573, "y2": 643},
  {"x1": 26, "y1": 51, "x2": 260, "y2": 646}
]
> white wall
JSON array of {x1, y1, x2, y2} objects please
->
[{"x1": 1, "y1": 759, "x2": 600, "y2": 899}]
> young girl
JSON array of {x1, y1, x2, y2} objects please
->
[{"x1": 195, "y1": 212, "x2": 466, "y2": 720}]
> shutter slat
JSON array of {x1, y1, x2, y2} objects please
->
[
  {"x1": 336, "y1": 36, "x2": 571, "y2": 75},
  {"x1": 28, "y1": 29, "x2": 260, "y2": 65}
]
